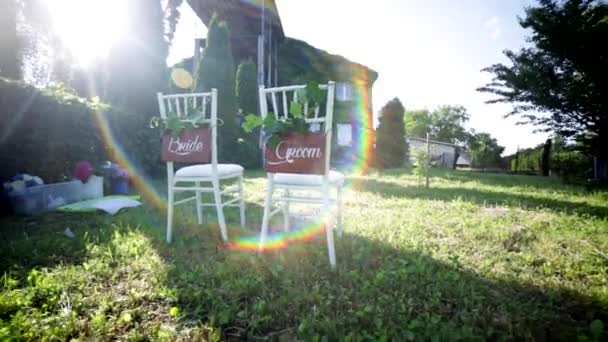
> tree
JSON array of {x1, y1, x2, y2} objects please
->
[
  {"x1": 404, "y1": 109, "x2": 432, "y2": 139},
  {"x1": 0, "y1": 0, "x2": 20, "y2": 79},
  {"x1": 468, "y1": 132, "x2": 505, "y2": 169},
  {"x1": 478, "y1": 0, "x2": 608, "y2": 174},
  {"x1": 194, "y1": 15, "x2": 239, "y2": 161},
  {"x1": 429, "y1": 105, "x2": 470, "y2": 144},
  {"x1": 236, "y1": 59, "x2": 258, "y2": 115},
  {"x1": 541, "y1": 138, "x2": 552, "y2": 176},
  {"x1": 375, "y1": 98, "x2": 408, "y2": 168},
  {"x1": 404, "y1": 105, "x2": 470, "y2": 144},
  {"x1": 235, "y1": 59, "x2": 261, "y2": 168}
]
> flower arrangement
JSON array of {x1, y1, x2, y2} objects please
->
[
  {"x1": 103, "y1": 162, "x2": 129, "y2": 180},
  {"x1": 102, "y1": 161, "x2": 130, "y2": 195},
  {"x1": 74, "y1": 161, "x2": 94, "y2": 182}
]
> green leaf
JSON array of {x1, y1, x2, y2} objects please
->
[
  {"x1": 290, "y1": 101, "x2": 303, "y2": 117},
  {"x1": 306, "y1": 81, "x2": 324, "y2": 105},
  {"x1": 263, "y1": 114, "x2": 277, "y2": 127},
  {"x1": 242, "y1": 114, "x2": 263, "y2": 133},
  {"x1": 169, "y1": 307, "x2": 180, "y2": 318}
]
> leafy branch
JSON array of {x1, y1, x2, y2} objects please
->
[
  {"x1": 242, "y1": 82, "x2": 325, "y2": 148},
  {"x1": 149, "y1": 109, "x2": 208, "y2": 137}
]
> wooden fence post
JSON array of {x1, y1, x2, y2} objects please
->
[{"x1": 426, "y1": 133, "x2": 430, "y2": 189}]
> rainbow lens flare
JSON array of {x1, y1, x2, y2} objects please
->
[
  {"x1": 228, "y1": 216, "x2": 330, "y2": 252},
  {"x1": 91, "y1": 109, "x2": 167, "y2": 211}
]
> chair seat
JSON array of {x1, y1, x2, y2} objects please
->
[
  {"x1": 274, "y1": 170, "x2": 345, "y2": 187},
  {"x1": 175, "y1": 164, "x2": 244, "y2": 178}
]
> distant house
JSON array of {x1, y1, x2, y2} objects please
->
[{"x1": 406, "y1": 137, "x2": 460, "y2": 168}]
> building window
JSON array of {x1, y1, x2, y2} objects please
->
[{"x1": 336, "y1": 82, "x2": 354, "y2": 101}]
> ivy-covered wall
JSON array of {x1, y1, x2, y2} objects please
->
[{"x1": 277, "y1": 37, "x2": 378, "y2": 85}]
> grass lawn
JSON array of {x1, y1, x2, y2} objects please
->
[{"x1": 1, "y1": 169, "x2": 607, "y2": 341}]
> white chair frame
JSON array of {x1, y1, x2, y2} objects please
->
[
  {"x1": 157, "y1": 89, "x2": 245, "y2": 243},
  {"x1": 258, "y1": 81, "x2": 343, "y2": 268}
]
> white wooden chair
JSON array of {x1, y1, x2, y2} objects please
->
[
  {"x1": 157, "y1": 89, "x2": 245, "y2": 243},
  {"x1": 258, "y1": 81, "x2": 344, "y2": 268}
]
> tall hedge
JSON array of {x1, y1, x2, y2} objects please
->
[
  {"x1": 0, "y1": 77, "x2": 161, "y2": 183},
  {"x1": 194, "y1": 15, "x2": 239, "y2": 162},
  {"x1": 375, "y1": 98, "x2": 408, "y2": 169},
  {"x1": 236, "y1": 59, "x2": 258, "y2": 115},
  {"x1": 235, "y1": 59, "x2": 262, "y2": 168}
]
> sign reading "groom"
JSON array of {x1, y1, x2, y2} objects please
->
[
  {"x1": 265, "y1": 133, "x2": 326, "y2": 174},
  {"x1": 161, "y1": 128, "x2": 211, "y2": 163}
]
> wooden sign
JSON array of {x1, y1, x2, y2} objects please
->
[
  {"x1": 265, "y1": 133, "x2": 326, "y2": 174},
  {"x1": 161, "y1": 128, "x2": 211, "y2": 163}
]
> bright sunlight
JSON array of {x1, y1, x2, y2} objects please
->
[{"x1": 45, "y1": 0, "x2": 127, "y2": 67}]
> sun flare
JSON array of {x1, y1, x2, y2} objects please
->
[{"x1": 45, "y1": 0, "x2": 127, "y2": 67}]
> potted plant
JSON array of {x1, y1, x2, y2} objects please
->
[
  {"x1": 102, "y1": 162, "x2": 130, "y2": 195},
  {"x1": 243, "y1": 82, "x2": 328, "y2": 174}
]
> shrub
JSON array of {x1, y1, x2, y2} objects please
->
[
  {"x1": 0, "y1": 77, "x2": 162, "y2": 183},
  {"x1": 412, "y1": 149, "x2": 427, "y2": 184},
  {"x1": 552, "y1": 151, "x2": 591, "y2": 183}
]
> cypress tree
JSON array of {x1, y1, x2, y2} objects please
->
[
  {"x1": 194, "y1": 14, "x2": 238, "y2": 161},
  {"x1": 235, "y1": 59, "x2": 261, "y2": 168},
  {"x1": 375, "y1": 98, "x2": 408, "y2": 169},
  {"x1": 236, "y1": 59, "x2": 258, "y2": 115}
]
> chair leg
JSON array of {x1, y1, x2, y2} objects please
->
[
  {"x1": 337, "y1": 186, "x2": 343, "y2": 238},
  {"x1": 238, "y1": 175, "x2": 246, "y2": 228},
  {"x1": 323, "y1": 187, "x2": 336, "y2": 268},
  {"x1": 259, "y1": 174, "x2": 274, "y2": 252},
  {"x1": 282, "y1": 189, "x2": 290, "y2": 232},
  {"x1": 212, "y1": 179, "x2": 228, "y2": 242},
  {"x1": 167, "y1": 186, "x2": 174, "y2": 243},
  {"x1": 195, "y1": 181, "x2": 203, "y2": 225}
]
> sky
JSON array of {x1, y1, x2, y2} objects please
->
[{"x1": 168, "y1": 0, "x2": 550, "y2": 155}]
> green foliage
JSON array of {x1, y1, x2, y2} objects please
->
[
  {"x1": 149, "y1": 109, "x2": 208, "y2": 137},
  {"x1": 412, "y1": 149, "x2": 428, "y2": 184},
  {"x1": 236, "y1": 59, "x2": 258, "y2": 115},
  {"x1": 509, "y1": 147, "x2": 543, "y2": 173},
  {"x1": 404, "y1": 109, "x2": 432, "y2": 139},
  {"x1": 0, "y1": 77, "x2": 162, "y2": 182},
  {"x1": 1, "y1": 170, "x2": 607, "y2": 339},
  {"x1": 404, "y1": 105, "x2": 470, "y2": 146},
  {"x1": 552, "y1": 150, "x2": 591, "y2": 183},
  {"x1": 468, "y1": 132, "x2": 505, "y2": 168},
  {"x1": 277, "y1": 38, "x2": 378, "y2": 85},
  {"x1": 478, "y1": 0, "x2": 608, "y2": 161},
  {"x1": 242, "y1": 82, "x2": 324, "y2": 148},
  {"x1": 541, "y1": 139, "x2": 552, "y2": 176},
  {"x1": 430, "y1": 105, "x2": 470, "y2": 144},
  {"x1": 194, "y1": 15, "x2": 239, "y2": 163},
  {"x1": 375, "y1": 98, "x2": 408, "y2": 168}
]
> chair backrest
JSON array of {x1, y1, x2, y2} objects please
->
[
  {"x1": 157, "y1": 89, "x2": 219, "y2": 172},
  {"x1": 258, "y1": 81, "x2": 336, "y2": 177}
]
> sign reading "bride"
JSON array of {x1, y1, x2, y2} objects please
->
[
  {"x1": 161, "y1": 128, "x2": 211, "y2": 163},
  {"x1": 265, "y1": 133, "x2": 326, "y2": 174}
]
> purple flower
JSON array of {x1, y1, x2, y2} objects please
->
[{"x1": 115, "y1": 167, "x2": 128, "y2": 179}]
